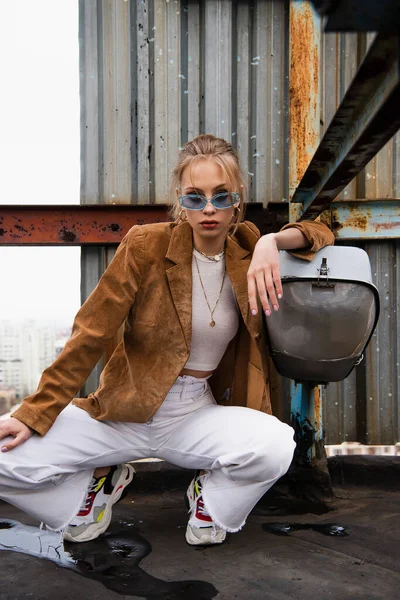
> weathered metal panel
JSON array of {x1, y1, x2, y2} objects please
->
[
  {"x1": 79, "y1": 0, "x2": 290, "y2": 206},
  {"x1": 322, "y1": 370, "x2": 359, "y2": 444},
  {"x1": 365, "y1": 241, "x2": 399, "y2": 444},
  {"x1": 322, "y1": 239, "x2": 400, "y2": 445},
  {"x1": 321, "y1": 32, "x2": 359, "y2": 201},
  {"x1": 102, "y1": 0, "x2": 132, "y2": 204},
  {"x1": 186, "y1": 2, "x2": 200, "y2": 141},
  {"x1": 321, "y1": 31, "x2": 400, "y2": 204},
  {"x1": 154, "y1": 0, "x2": 181, "y2": 203},
  {"x1": 204, "y1": 0, "x2": 232, "y2": 140},
  {"x1": 79, "y1": 0, "x2": 100, "y2": 205},
  {"x1": 251, "y1": 1, "x2": 287, "y2": 205},
  {"x1": 135, "y1": 0, "x2": 152, "y2": 204},
  {"x1": 235, "y1": 2, "x2": 251, "y2": 189}
]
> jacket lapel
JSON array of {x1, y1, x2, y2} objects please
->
[
  {"x1": 165, "y1": 222, "x2": 193, "y2": 351},
  {"x1": 225, "y1": 234, "x2": 251, "y2": 325},
  {"x1": 226, "y1": 233, "x2": 262, "y2": 339}
]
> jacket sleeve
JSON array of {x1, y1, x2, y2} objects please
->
[
  {"x1": 280, "y1": 220, "x2": 335, "y2": 261},
  {"x1": 11, "y1": 225, "x2": 145, "y2": 436}
]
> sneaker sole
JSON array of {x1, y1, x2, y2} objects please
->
[
  {"x1": 63, "y1": 463, "x2": 135, "y2": 543},
  {"x1": 185, "y1": 523, "x2": 226, "y2": 546}
]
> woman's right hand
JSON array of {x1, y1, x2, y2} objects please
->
[{"x1": 0, "y1": 418, "x2": 33, "y2": 452}]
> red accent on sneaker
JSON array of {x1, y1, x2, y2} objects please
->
[
  {"x1": 77, "y1": 491, "x2": 96, "y2": 517},
  {"x1": 195, "y1": 497, "x2": 213, "y2": 523}
]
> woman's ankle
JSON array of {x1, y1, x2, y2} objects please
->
[{"x1": 93, "y1": 467, "x2": 111, "y2": 478}]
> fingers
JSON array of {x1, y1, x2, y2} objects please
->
[
  {"x1": 248, "y1": 266, "x2": 283, "y2": 316},
  {"x1": 1, "y1": 430, "x2": 29, "y2": 452},
  {"x1": 0, "y1": 421, "x2": 32, "y2": 452},
  {"x1": 247, "y1": 272, "x2": 258, "y2": 316}
]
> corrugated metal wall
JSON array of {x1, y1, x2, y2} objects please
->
[
  {"x1": 80, "y1": 0, "x2": 290, "y2": 206},
  {"x1": 320, "y1": 30, "x2": 400, "y2": 444},
  {"x1": 79, "y1": 1, "x2": 400, "y2": 443}
]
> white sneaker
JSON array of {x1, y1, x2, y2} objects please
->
[
  {"x1": 185, "y1": 471, "x2": 226, "y2": 546},
  {"x1": 63, "y1": 463, "x2": 135, "y2": 543}
]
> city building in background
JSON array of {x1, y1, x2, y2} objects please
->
[{"x1": 0, "y1": 320, "x2": 71, "y2": 404}]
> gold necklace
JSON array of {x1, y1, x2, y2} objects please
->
[
  {"x1": 194, "y1": 255, "x2": 226, "y2": 327},
  {"x1": 193, "y1": 245, "x2": 225, "y2": 262}
]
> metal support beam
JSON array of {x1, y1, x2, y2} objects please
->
[
  {"x1": 292, "y1": 33, "x2": 400, "y2": 220},
  {"x1": 321, "y1": 199, "x2": 400, "y2": 239},
  {"x1": 288, "y1": 1, "x2": 321, "y2": 208},
  {"x1": 288, "y1": 2, "x2": 332, "y2": 507},
  {"x1": 311, "y1": 0, "x2": 400, "y2": 33},
  {"x1": 291, "y1": 381, "x2": 323, "y2": 464},
  {"x1": 0, "y1": 203, "x2": 282, "y2": 246},
  {"x1": 0, "y1": 205, "x2": 170, "y2": 245}
]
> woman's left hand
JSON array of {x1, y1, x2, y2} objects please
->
[{"x1": 247, "y1": 233, "x2": 283, "y2": 317}]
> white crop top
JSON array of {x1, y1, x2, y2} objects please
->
[{"x1": 184, "y1": 249, "x2": 240, "y2": 371}]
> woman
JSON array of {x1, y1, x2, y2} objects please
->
[{"x1": 0, "y1": 135, "x2": 334, "y2": 546}]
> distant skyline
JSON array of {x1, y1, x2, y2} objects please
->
[{"x1": 0, "y1": 1, "x2": 80, "y2": 321}]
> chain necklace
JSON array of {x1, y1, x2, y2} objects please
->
[
  {"x1": 193, "y1": 245, "x2": 225, "y2": 262},
  {"x1": 194, "y1": 255, "x2": 226, "y2": 327}
]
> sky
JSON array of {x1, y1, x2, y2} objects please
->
[{"x1": 0, "y1": 1, "x2": 81, "y2": 321}]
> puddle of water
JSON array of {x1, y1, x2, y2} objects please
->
[
  {"x1": 0, "y1": 519, "x2": 218, "y2": 599},
  {"x1": 262, "y1": 522, "x2": 349, "y2": 537}
]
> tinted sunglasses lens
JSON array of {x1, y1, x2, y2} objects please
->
[
  {"x1": 213, "y1": 192, "x2": 235, "y2": 208},
  {"x1": 181, "y1": 195, "x2": 205, "y2": 210}
]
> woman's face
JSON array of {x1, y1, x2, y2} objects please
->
[{"x1": 179, "y1": 159, "x2": 238, "y2": 251}]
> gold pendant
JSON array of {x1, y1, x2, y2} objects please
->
[{"x1": 210, "y1": 319, "x2": 215, "y2": 327}]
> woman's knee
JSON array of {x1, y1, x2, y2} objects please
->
[{"x1": 246, "y1": 421, "x2": 296, "y2": 481}]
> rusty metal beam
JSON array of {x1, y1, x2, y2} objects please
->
[
  {"x1": 288, "y1": 0, "x2": 321, "y2": 212},
  {"x1": 292, "y1": 33, "x2": 400, "y2": 220},
  {"x1": 312, "y1": 0, "x2": 400, "y2": 33},
  {"x1": 320, "y1": 199, "x2": 400, "y2": 239},
  {"x1": 0, "y1": 205, "x2": 170, "y2": 245}
]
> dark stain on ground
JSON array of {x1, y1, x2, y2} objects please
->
[
  {"x1": 0, "y1": 519, "x2": 218, "y2": 599},
  {"x1": 263, "y1": 522, "x2": 349, "y2": 537}
]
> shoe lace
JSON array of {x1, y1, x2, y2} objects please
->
[
  {"x1": 78, "y1": 476, "x2": 101, "y2": 512},
  {"x1": 189, "y1": 475, "x2": 212, "y2": 519},
  {"x1": 188, "y1": 474, "x2": 222, "y2": 540}
]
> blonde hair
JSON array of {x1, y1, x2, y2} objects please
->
[{"x1": 169, "y1": 134, "x2": 246, "y2": 230}]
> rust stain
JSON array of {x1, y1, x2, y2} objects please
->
[
  {"x1": 59, "y1": 228, "x2": 78, "y2": 243},
  {"x1": 331, "y1": 207, "x2": 369, "y2": 232},
  {"x1": 313, "y1": 387, "x2": 321, "y2": 425},
  {"x1": 289, "y1": 3, "x2": 320, "y2": 191},
  {"x1": 375, "y1": 220, "x2": 400, "y2": 230}
]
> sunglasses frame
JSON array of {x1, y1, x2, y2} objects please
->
[{"x1": 179, "y1": 191, "x2": 240, "y2": 211}]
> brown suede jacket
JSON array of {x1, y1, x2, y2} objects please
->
[{"x1": 12, "y1": 219, "x2": 334, "y2": 436}]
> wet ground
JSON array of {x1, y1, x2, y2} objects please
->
[{"x1": 1, "y1": 459, "x2": 399, "y2": 600}]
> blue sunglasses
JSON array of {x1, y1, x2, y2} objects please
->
[{"x1": 179, "y1": 191, "x2": 240, "y2": 211}]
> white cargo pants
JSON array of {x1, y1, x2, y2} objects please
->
[{"x1": 0, "y1": 376, "x2": 296, "y2": 533}]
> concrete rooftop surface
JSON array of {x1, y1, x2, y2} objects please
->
[{"x1": 1, "y1": 457, "x2": 399, "y2": 600}]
